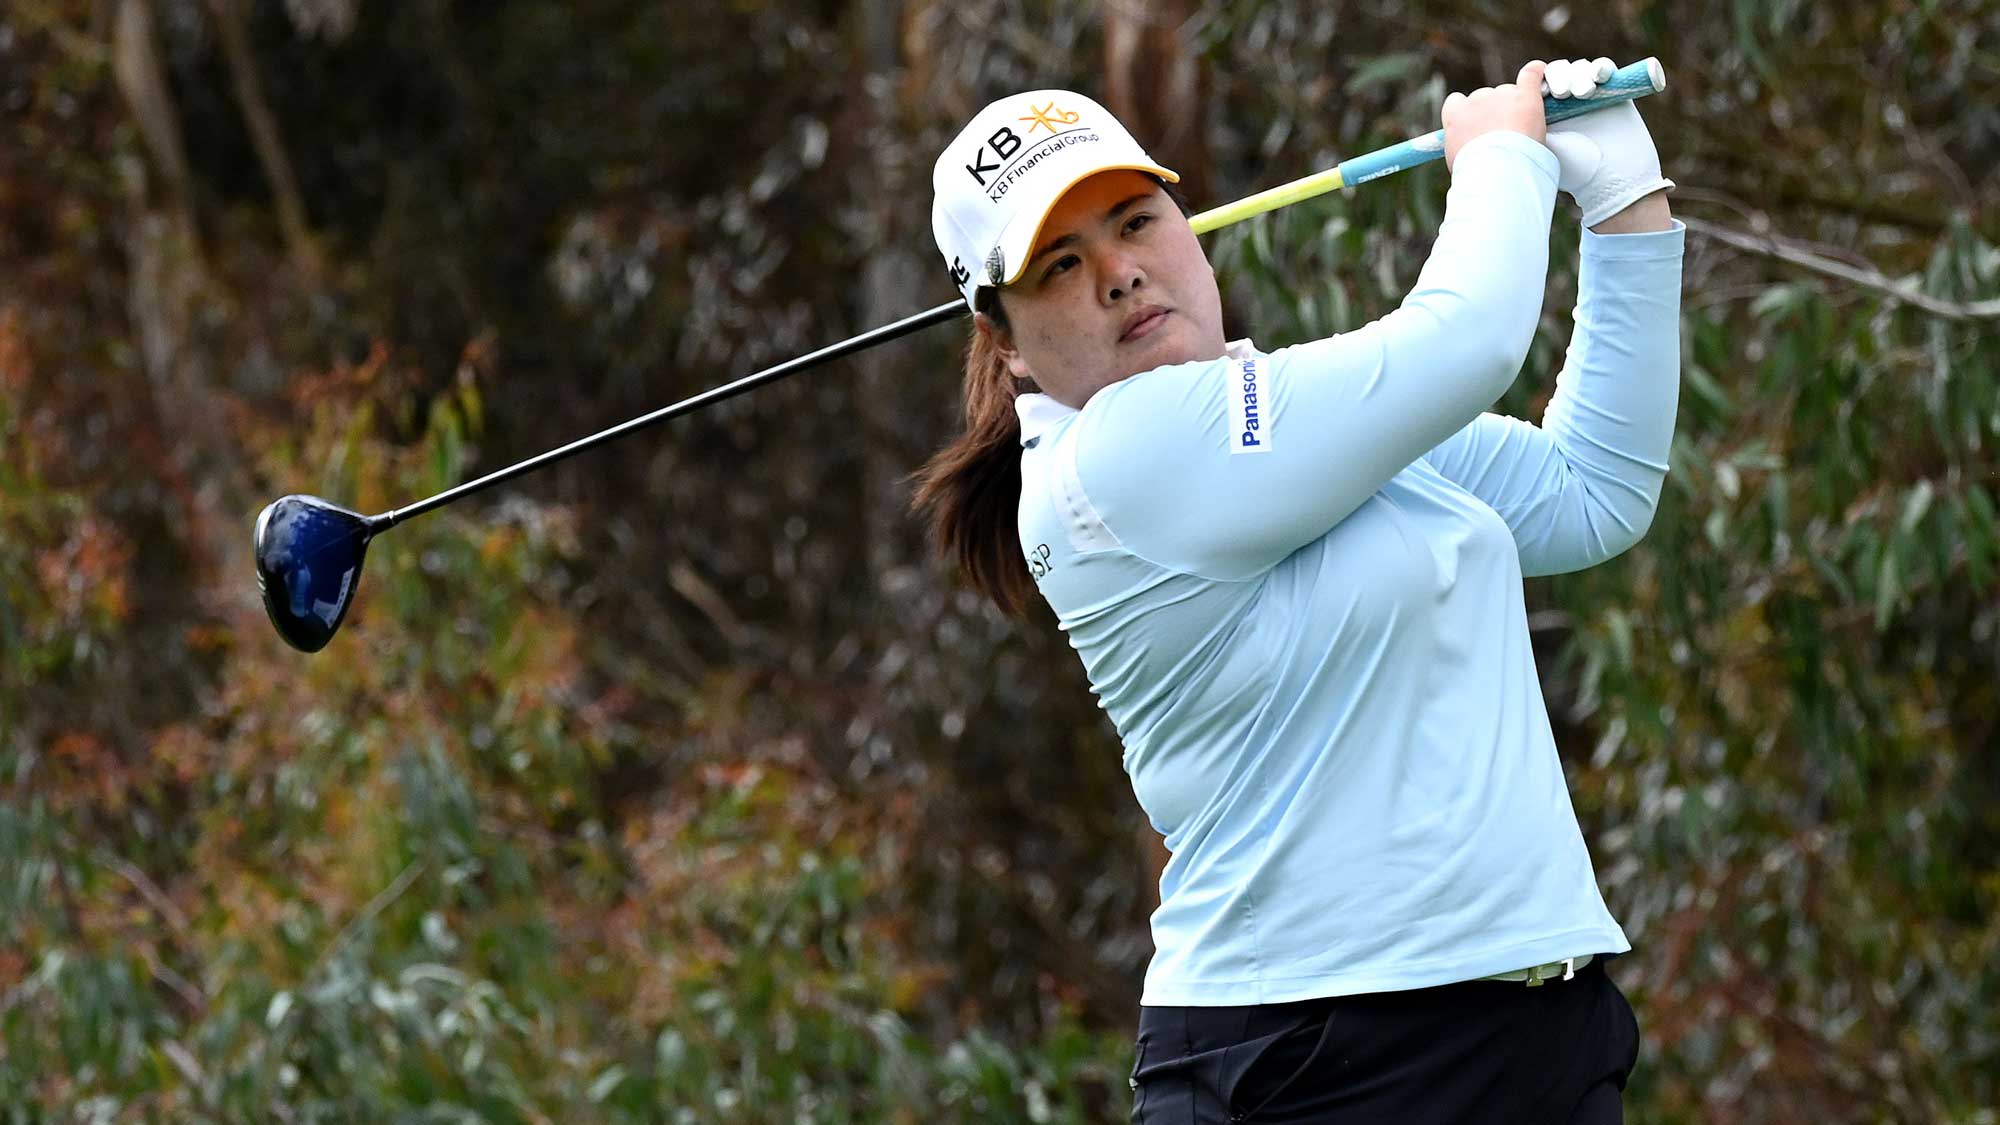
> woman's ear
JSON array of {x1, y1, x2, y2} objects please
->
[{"x1": 974, "y1": 312, "x2": 1033, "y2": 383}]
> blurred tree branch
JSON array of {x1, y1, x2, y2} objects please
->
[
  {"x1": 110, "y1": 0, "x2": 200, "y2": 265},
  {"x1": 204, "y1": 0, "x2": 323, "y2": 280},
  {"x1": 1685, "y1": 216, "x2": 2000, "y2": 321}
]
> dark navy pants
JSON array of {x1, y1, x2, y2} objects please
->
[{"x1": 1130, "y1": 959, "x2": 1639, "y2": 1124}]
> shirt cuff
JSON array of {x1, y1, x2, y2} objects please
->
[
  {"x1": 1452, "y1": 130, "x2": 1560, "y2": 185},
  {"x1": 1581, "y1": 218, "x2": 1687, "y2": 261}
]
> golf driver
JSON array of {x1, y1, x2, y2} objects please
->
[{"x1": 255, "y1": 58, "x2": 1667, "y2": 652}]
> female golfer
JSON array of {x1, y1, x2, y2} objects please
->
[{"x1": 916, "y1": 57, "x2": 1681, "y2": 1124}]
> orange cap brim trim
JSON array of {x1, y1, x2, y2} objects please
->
[{"x1": 995, "y1": 162, "x2": 1182, "y2": 289}]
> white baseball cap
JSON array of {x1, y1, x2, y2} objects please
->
[{"x1": 931, "y1": 90, "x2": 1179, "y2": 309}]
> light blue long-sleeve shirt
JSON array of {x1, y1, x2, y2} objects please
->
[{"x1": 1013, "y1": 132, "x2": 1686, "y2": 1006}]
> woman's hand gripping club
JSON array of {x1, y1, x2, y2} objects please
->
[
  {"x1": 1441, "y1": 60, "x2": 1551, "y2": 169},
  {"x1": 1539, "y1": 56, "x2": 1676, "y2": 231}
]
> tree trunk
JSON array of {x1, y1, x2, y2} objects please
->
[
  {"x1": 112, "y1": 0, "x2": 254, "y2": 619},
  {"x1": 856, "y1": 0, "x2": 929, "y2": 584},
  {"x1": 205, "y1": 0, "x2": 323, "y2": 281},
  {"x1": 1102, "y1": 0, "x2": 1211, "y2": 200},
  {"x1": 111, "y1": 0, "x2": 201, "y2": 266}
]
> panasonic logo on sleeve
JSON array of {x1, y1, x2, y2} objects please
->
[{"x1": 1229, "y1": 357, "x2": 1271, "y2": 455}]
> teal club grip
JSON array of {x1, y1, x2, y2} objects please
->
[
  {"x1": 1334, "y1": 57, "x2": 1667, "y2": 188},
  {"x1": 1187, "y1": 58, "x2": 1667, "y2": 235}
]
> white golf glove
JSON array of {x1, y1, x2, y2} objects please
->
[{"x1": 1540, "y1": 57, "x2": 1674, "y2": 227}]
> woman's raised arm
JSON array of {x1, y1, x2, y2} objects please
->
[{"x1": 1070, "y1": 129, "x2": 1560, "y2": 580}]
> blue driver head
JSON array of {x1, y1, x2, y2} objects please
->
[{"x1": 254, "y1": 495, "x2": 386, "y2": 653}]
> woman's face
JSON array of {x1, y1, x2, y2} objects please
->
[{"x1": 981, "y1": 170, "x2": 1226, "y2": 409}]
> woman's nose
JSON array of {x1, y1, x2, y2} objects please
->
[{"x1": 1104, "y1": 260, "x2": 1145, "y2": 303}]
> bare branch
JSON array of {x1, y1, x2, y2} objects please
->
[
  {"x1": 304, "y1": 859, "x2": 428, "y2": 984},
  {"x1": 1684, "y1": 216, "x2": 2000, "y2": 322},
  {"x1": 100, "y1": 851, "x2": 192, "y2": 939}
]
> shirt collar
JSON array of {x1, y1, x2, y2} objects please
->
[
  {"x1": 1015, "y1": 392, "x2": 1074, "y2": 446},
  {"x1": 1014, "y1": 339, "x2": 1258, "y2": 448}
]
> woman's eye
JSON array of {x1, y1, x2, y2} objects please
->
[
  {"x1": 1125, "y1": 213, "x2": 1153, "y2": 234},
  {"x1": 1042, "y1": 255, "x2": 1080, "y2": 283}
]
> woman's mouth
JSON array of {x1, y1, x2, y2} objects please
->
[{"x1": 1119, "y1": 306, "x2": 1171, "y2": 343}]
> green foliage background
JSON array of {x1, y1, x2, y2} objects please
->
[{"x1": 2, "y1": 0, "x2": 1996, "y2": 1120}]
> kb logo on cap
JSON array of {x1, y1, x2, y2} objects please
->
[
  {"x1": 1018, "y1": 101, "x2": 1081, "y2": 135},
  {"x1": 963, "y1": 101, "x2": 1085, "y2": 189}
]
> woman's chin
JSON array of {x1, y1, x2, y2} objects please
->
[{"x1": 1121, "y1": 323, "x2": 1215, "y2": 372}]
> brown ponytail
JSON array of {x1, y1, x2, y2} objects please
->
[{"x1": 911, "y1": 293, "x2": 1039, "y2": 617}]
